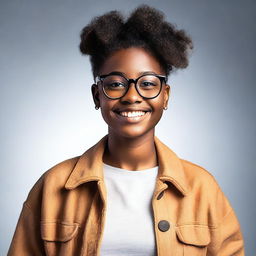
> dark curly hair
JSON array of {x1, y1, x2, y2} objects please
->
[{"x1": 79, "y1": 5, "x2": 193, "y2": 78}]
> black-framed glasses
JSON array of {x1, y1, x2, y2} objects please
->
[{"x1": 95, "y1": 72, "x2": 167, "y2": 99}]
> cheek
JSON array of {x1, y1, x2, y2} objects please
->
[
  {"x1": 150, "y1": 95, "x2": 165, "y2": 122},
  {"x1": 99, "y1": 97, "x2": 116, "y2": 125},
  {"x1": 100, "y1": 108, "x2": 109, "y2": 125},
  {"x1": 151, "y1": 94, "x2": 165, "y2": 112},
  {"x1": 100, "y1": 105, "x2": 112, "y2": 123},
  {"x1": 153, "y1": 107, "x2": 164, "y2": 125}
]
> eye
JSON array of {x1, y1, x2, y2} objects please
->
[
  {"x1": 139, "y1": 80, "x2": 158, "y2": 89},
  {"x1": 105, "y1": 81, "x2": 126, "y2": 90},
  {"x1": 111, "y1": 82, "x2": 125, "y2": 87},
  {"x1": 141, "y1": 81, "x2": 156, "y2": 86},
  {"x1": 138, "y1": 74, "x2": 160, "y2": 88}
]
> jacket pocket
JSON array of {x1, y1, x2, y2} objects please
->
[
  {"x1": 175, "y1": 224, "x2": 210, "y2": 256},
  {"x1": 41, "y1": 221, "x2": 80, "y2": 256}
]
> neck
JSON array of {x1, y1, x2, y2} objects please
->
[{"x1": 103, "y1": 130, "x2": 158, "y2": 171}]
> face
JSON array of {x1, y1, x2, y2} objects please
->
[{"x1": 91, "y1": 47, "x2": 170, "y2": 139}]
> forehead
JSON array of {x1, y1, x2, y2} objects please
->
[{"x1": 99, "y1": 47, "x2": 164, "y2": 77}]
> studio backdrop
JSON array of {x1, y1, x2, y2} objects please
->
[{"x1": 0, "y1": 0, "x2": 255, "y2": 255}]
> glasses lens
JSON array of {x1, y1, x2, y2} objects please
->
[
  {"x1": 137, "y1": 75, "x2": 162, "y2": 98},
  {"x1": 102, "y1": 75, "x2": 127, "y2": 98}
]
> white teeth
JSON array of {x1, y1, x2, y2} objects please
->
[{"x1": 119, "y1": 111, "x2": 146, "y2": 117}]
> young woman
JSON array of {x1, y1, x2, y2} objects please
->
[{"x1": 8, "y1": 5, "x2": 244, "y2": 256}]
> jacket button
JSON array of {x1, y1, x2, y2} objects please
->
[
  {"x1": 158, "y1": 220, "x2": 170, "y2": 232},
  {"x1": 157, "y1": 191, "x2": 164, "y2": 200}
]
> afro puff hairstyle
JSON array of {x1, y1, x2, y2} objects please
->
[{"x1": 79, "y1": 5, "x2": 193, "y2": 78}]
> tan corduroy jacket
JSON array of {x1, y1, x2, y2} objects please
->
[{"x1": 8, "y1": 135, "x2": 244, "y2": 256}]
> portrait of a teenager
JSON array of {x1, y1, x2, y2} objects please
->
[{"x1": 7, "y1": 5, "x2": 245, "y2": 256}]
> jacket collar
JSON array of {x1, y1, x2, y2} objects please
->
[{"x1": 65, "y1": 135, "x2": 189, "y2": 196}]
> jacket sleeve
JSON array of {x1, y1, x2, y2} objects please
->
[
  {"x1": 7, "y1": 201, "x2": 45, "y2": 256},
  {"x1": 207, "y1": 186, "x2": 245, "y2": 256},
  {"x1": 216, "y1": 207, "x2": 245, "y2": 255}
]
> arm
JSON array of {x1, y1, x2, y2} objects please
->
[
  {"x1": 8, "y1": 201, "x2": 45, "y2": 256},
  {"x1": 216, "y1": 207, "x2": 245, "y2": 256},
  {"x1": 207, "y1": 187, "x2": 245, "y2": 256}
]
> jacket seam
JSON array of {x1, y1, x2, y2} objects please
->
[
  {"x1": 218, "y1": 208, "x2": 233, "y2": 227},
  {"x1": 175, "y1": 223, "x2": 218, "y2": 229},
  {"x1": 23, "y1": 201, "x2": 32, "y2": 211},
  {"x1": 40, "y1": 220, "x2": 81, "y2": 227},
  {"x1": 216, "y1": 184, "x2": 234, "y2": 228}
]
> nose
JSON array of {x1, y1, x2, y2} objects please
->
[{"x1": 120, "y1": 82, "x2": 143, "y2": 104}]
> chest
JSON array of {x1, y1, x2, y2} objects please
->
[{"x1": 41, "y1": 182, "x2": 212, "y2": 256}]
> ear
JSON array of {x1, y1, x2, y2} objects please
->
[
  {"x1": 163, "y1": 84, "x2": 171, "y2": 108},
  {"x1": 91, "y1": 84, "x2": 100, "y2": 108}
]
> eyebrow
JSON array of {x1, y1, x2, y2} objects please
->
[
  {"x1": 105, "y1": 70, "x2": 159, "y2": 77},
  {"x1": 138, "y1": 71, "x2": 158, "y2": 76}
]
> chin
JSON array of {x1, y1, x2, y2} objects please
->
[{"x1": 113, "y1": 126, "x2": 155, "y2": 139}]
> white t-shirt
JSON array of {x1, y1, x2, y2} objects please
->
[{"x1": 100, "y1": 163, "x2": 158, "y2": 256}]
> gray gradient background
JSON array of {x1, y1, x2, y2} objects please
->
[{"x1": 1, "y1": 0, "x2": 255, "y2": 255}]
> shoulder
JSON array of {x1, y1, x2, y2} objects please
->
[
  {"x1": 180, "y1": 158, "x2": 233, "y2": 211},
  {"x1": 26, "y1": 156, "x2": 81, "y2": 203},
  {"x1": 25, "y1": 135, "x2": 108, "y2": 204},
  {"x1": 180, "y1": 158, "x2": 222, "y2": 194},
  {"x1": 155, "y1": 137, "x2": 221, "y2": 193},
  {"x1": 181, "y1": 158, "x2": 216, "y2": 180},
  {"x1": 43, "y1": 156, "x2": 80, "y2": 183}
]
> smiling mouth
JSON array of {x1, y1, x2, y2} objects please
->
[
  {"x1": 117, "y1": 111, "x2": 147, "y2": 117},
  {"x1": 114, "y1": 110, "x2": 151, "y2": 120}
]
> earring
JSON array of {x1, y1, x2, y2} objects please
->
[
  {"x1": 95, "y1": 106, "x2": 99, "y2": 110},
  {"x1": 163, "y1": 106, "x2": 168, "y2": 110}
]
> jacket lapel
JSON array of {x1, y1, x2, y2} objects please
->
[
  {"x1": 65, "y1": 135, "x2": 189, "y2": 196},
  {"x1": 65, "y1": 135, "x2": 108, "y2": 189},
  {"x1": 154, "y1": 136, "x2": 189, "y2": 196}
]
